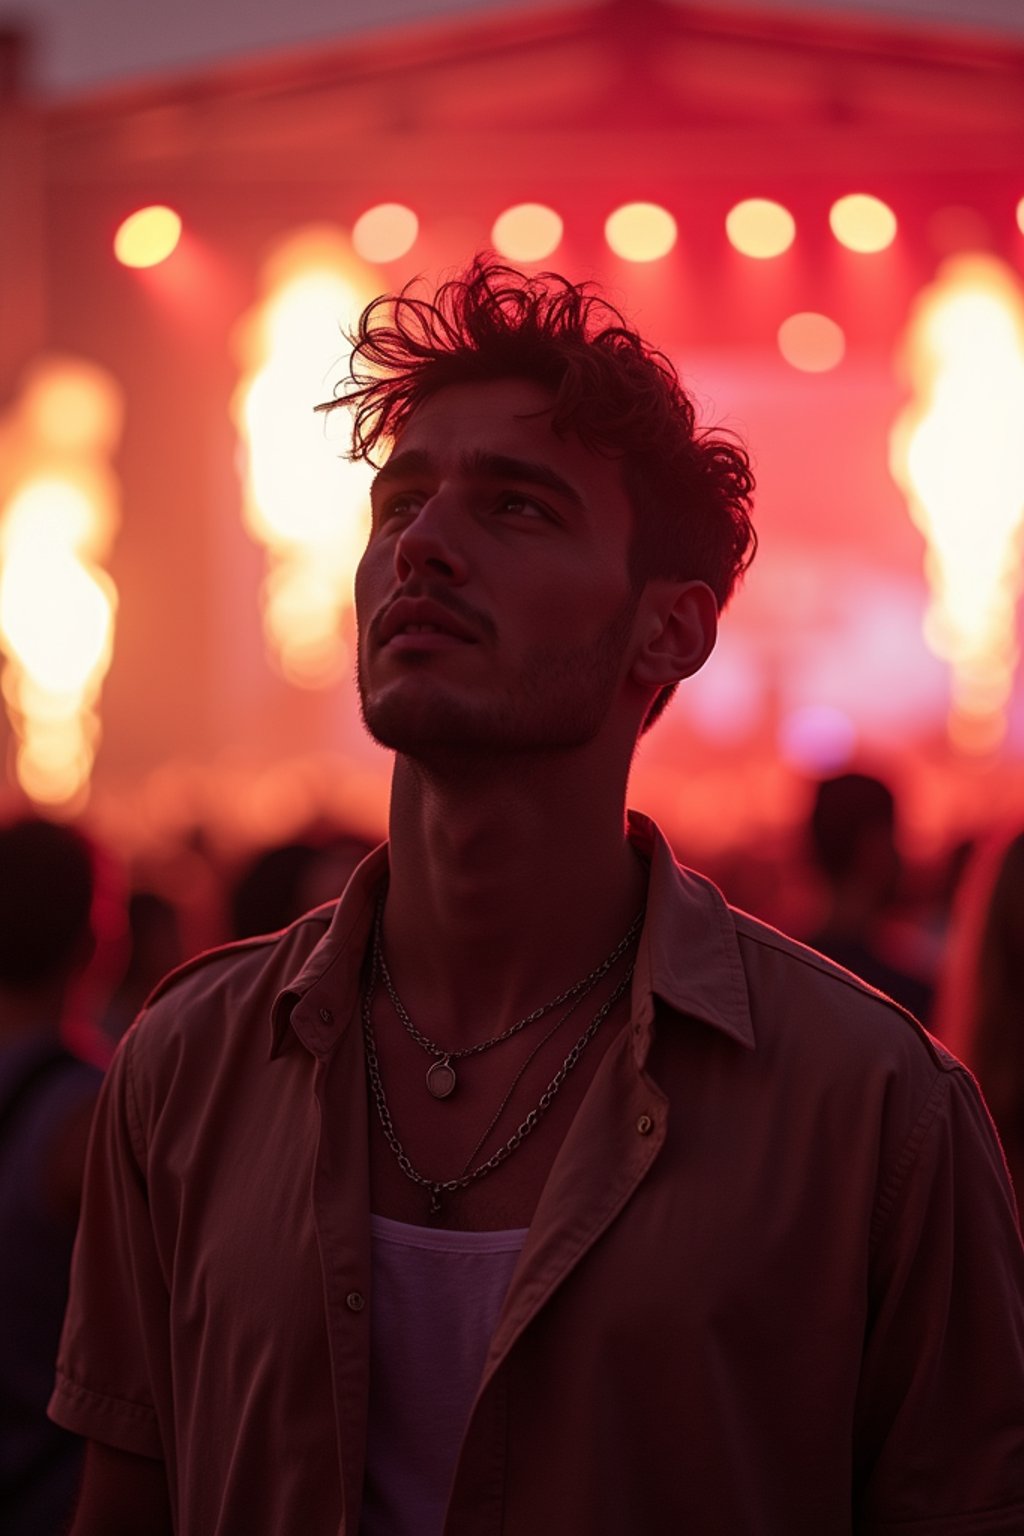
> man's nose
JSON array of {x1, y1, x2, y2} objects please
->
[{"x1": 394, "y1": 493, "x2": 468, "y2": 585}]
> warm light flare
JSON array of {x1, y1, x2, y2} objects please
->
[
  {"x1": 352, "y1": 203, "x2": 419, "y2": 264},
  {"x1": 491, "y1": 203, "x2": 563, "y2": 262},
  {"x1": 232, "y1": 228, "x2": 376, "y2": 687},
  {"x1": 890, "y1": 253, "x2": 1024, "y2": 750},
  {"x1": 0, "y1": 359, "x2": 122, "y2": 806},
  {"x1": 725, "y1": 199, "x2": 795, "y2": 259},
  {"x1": 777, "y1": 313, "x2": 845, "y2": 373},
  {"x1": 0, "y1": 542, "x2": 114, "y2": 694},
  {"x1": 604, "y1": 202, "x2": 677, "y2": 262},
  {"x1": 829, "y1": 194, "x2": 897, "y2": 253},
  {"x1": 114, "y1": 205, "x2": 182, "y2": 269},
  {"x1": 23, "y1": 371, "x2": 122, "y2": 454}
]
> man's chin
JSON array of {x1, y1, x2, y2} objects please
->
[
  {"x1": 358, "y1": 696, "x2": 604, "y2": 764},
  {"x1": 359, "y1": 702, "x2": 492, "y2": 758},
  {"x1": 357, "y1": 691, "x2": 463, "y2": 756}
]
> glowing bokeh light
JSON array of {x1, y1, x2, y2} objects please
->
[
  {"x1": 829, "y1": 194, "x2": 897, "y2": 254},
  {"x1": 491, "y1": 203, "x2": 563, "y2": 262},
  {"x1": 1017, "y1": 197, "x2": 1024, "y2": 238},
  {"x1": 0, "y1": 359, "x2": 122, "y2": 807},
  {"x1": 777, "y1": 313, "x2": 846, "y2": 373},
  {"x1": 725, "y1": 199, "x2": 795, "y2": 259},
  {"x1": 778, "y1": 705, "x2": 857, "y2": 774},
  {"x1": 604, "y1": 202, "x2": 677, "y2": 262},
  {"x1": 889, "y1": 253, "x2": 1024, "y2": 752},
  {"x1": 232, "y1": 228, "x2": 376, "y2": 687},
  {"x1": 351, "y1": 203, "x2": 419, "y2": 264},
  {"x1": 113, "y1": 205, "x2": 182, "y2": 269}
]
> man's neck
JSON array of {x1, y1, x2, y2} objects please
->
[{"x1": 379, "y1": 752, "x2": 646, "y2": 1049}]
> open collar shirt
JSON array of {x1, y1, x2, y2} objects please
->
[{"x1": 50, "y1": 813, "x2": 1024, "y2": 1534}]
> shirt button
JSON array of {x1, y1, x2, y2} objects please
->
[
  {"x1": 319, "y1": 1007, "x2": 333, "y2": 1023},
  {"x1": 636, "y1": 1114, "x2": 654, "y2": 1135},
  {"x1": 346, "y1": 1290, "x2": 365, "y2": 1312}
]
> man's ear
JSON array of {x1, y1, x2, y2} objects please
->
[{"x1": 631, "y1": 580, "x2": 718, "y2": 689}]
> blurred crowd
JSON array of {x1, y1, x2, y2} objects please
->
[{"x1": 0, "y1": 776, "x2": 1021, "y2": 1531}]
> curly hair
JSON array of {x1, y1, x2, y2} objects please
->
[{"x1": 317, "y1": 256, "x2": 757, "y2": 728}]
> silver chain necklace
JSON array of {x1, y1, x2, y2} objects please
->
[
  {"x1": 362, "y1": 943, "x2": 637, "y2": 1216},
  {"x1": 373, "y1": 899, "x2": 644, "y2": 1099}
]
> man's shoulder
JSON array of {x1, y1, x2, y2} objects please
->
[
  {"x1": 727, "y1": 898, "x2": 955, "y2": 1078},
  {"x1": 131, "y1": 904, "x2": 339, "y2": 1048},
  {"x1": 636, "y1": 814, "x2": 952, "y2": 1084}
]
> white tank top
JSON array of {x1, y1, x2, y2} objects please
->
[{"x1": 360, "y1": 1213, "x2": 528, "y2": 1536}]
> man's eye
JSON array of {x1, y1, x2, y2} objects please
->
[
  {"x1": 378, "y1": 493, "x2": 421, "y2": 522},
  {"x1": 496, "y1": 493, "x2": 548, "y2": 520}
]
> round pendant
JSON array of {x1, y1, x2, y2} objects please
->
[{"x1": 426, "y1": 1058, "x2": 457, "y2": 1099}]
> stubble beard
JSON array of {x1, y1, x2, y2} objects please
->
[{"x1": 356, "y1": 591, "x2": 640, "y2": 765}]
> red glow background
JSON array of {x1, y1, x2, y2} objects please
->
[{"x1": 2, "y1": 2, "x2": 1023, "y2": 869}]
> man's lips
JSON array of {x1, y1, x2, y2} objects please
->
[{"x1": 376, "y1": 597, "x2": 480, "y2": 648}]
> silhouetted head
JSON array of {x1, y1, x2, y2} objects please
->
[
  {"x1": 809, "y1": 772, "x2": 900, "y2": 897},
  {"x1": 0, "y1": 816, "x2": 96, "y2": 991},
  {"x1": 229, "y1": 841, "x2": 321, "y2": 939}
]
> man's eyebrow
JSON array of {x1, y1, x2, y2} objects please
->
[
  {"x1": 370, "y1": 448, "x2": 434, "y2": 496},
  {"x1": 466, "y1": 451, "x2": 586, "y2": 508},
  {"x1": 370, "y1": 448, "x2": 585, "y2": 509},
  {"x1": 368, "y1": 448, "x2": 432, "y2": 500}
]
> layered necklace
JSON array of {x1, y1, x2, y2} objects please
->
[
  {"x1": 362, "y1": 898, "x2": 643, "y2": 1215},
  {"x1": 373, "y1": 898, "x2": 644, "y2": 1100}
]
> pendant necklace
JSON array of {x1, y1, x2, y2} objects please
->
[
  {"x1": 371, "y1": 896, "x2": 644, "y2": 1099},
  {"x1": 362, "y1": 936, "x2": 639, "y2": 1216}
]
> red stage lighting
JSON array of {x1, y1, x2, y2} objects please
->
[
  {"x1": 491, "y1": 203, "x2": 563, "y2": 262},
  {"x1": 113, "y1": 205, "x2": 182, "y2": 268},
  {"x1": 777, "y1": 312, "x2": 845, "y2": 372},
  {"x1": 352, "y1": 203, "x2": 418, "y2": 263},
  {"x1": 605, "y1": 202, "x2": 677, "y2": 262},
  {"x1": 725, "y1": 199, "x2": 795, "y2": 259},
  {"x1": 829, "y1": 194, "x2": 897, "y2": 254}
]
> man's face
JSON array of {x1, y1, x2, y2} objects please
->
[{"x1": 354, "y1": 377, "x2": 643, "y2": 760}]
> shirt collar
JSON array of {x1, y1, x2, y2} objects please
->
[
  {"x1": 627, "y1": 810, "x2": 755, "y2": 1051},
  {"x1": 269, "y1": 843, "x2": 389, "y2": 1059},
  {"x1": 269, "y1": 814, "x2": 755, "y2": 1058}
]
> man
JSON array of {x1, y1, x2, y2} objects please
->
[
  {"x1": 51, "y1": 260, "x2": 1024, "y2": 1534},
  {"x1": 805, "y1": 770, "x2": 934, "y2": 1022},
  {"x1": 0, "y1": 817, "x2": 105, "y2": 1535}
]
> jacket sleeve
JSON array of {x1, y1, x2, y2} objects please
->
[
  {"x1": 855, "y1": 1062, "x2": 1024, "y2": 1534},
  {"x1": 47, "y1": 1022, "x2": 168, "y2": 1461}
]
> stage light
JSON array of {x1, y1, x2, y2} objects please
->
[
  {"x1": 0, "y1": 359, "x2": 122, "y2": 808},
  {"x1": 232, "y1": 228, "x2": 376, "y2": 688},
  {"x1": 777, "y1": 313, "x2": 845, "y2": 372},
  {"x1": 351, "y1": 203, "x2": 419, "y2": 263},
  {"x1": 491, "y1": 203, "x2": 563, "y2": 262},
  {"x1": 0, "y1": 490, "x2": 114, "y2": 695},
  {"x1": 890, "y1": 253, "x2": 1024, "y2": 752},
  {"x1": 1017, "y1": 197, "x2": 1024, "y2": 237},
  {"x1": 829, "y1": 194, "x2": 897, "y2": 254},
  {"x1": 725, "y1": 199, "x2": 795, "y2": 259},
  {"x1": 23, "y1": 366, "x2": 121, "y2": 455},
  {"x1": 114, "y1": 205, "x2": 182, "y2": 269},
  {"x1": 604, "y1": 202, "x2": 677, "y2": 262}
]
